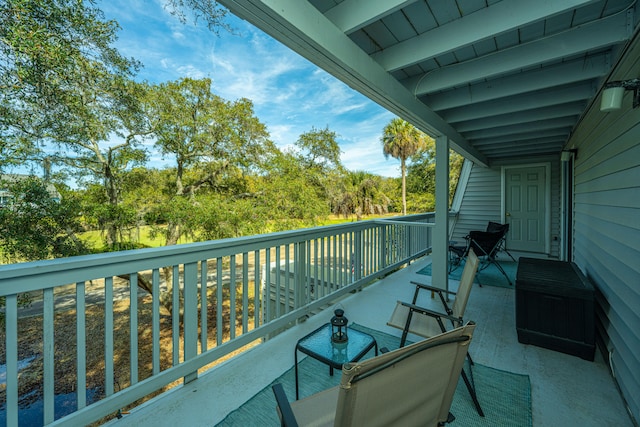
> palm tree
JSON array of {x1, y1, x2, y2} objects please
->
[
  {"x1": 381, "y1": 118, "x2": 430, "y2": 215},
  {"x1": 332, "y1": 171, "x2": 391, "y2": 220}
]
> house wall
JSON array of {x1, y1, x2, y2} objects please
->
[
  {"x1": 451, "y1": 163, "x2": 502, "y2": 242},
  {"x1": 0, "y1": 174, "x2": 61, "y2": 204},
  {"x1": 567, "y1": 34, "x2": 640, "y2": 424},
  {"x1": 451, "y1": 159, "x2": 561, "y2": 259}
]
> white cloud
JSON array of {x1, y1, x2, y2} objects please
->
[
  {"x1": 175, "y1": 64, "x2": 207, "y2": 79},
  {"x1": 98, "y1": 0, "x2": 402, "y2": 177}
]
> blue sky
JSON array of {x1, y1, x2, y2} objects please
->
[{"x1": 98, "y1": 0, "x2": 400, "y2": 177}]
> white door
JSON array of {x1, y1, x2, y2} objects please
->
[{"x1": 505, "y1": 166, "x2": 546, "y2": 253}]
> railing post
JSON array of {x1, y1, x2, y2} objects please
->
[
  {"x1": 5, "y1": 295, "x2": 18, "y2": 426},
  {"x1": 43, "y1": 288, "x2": 55, "y2": 424},
  {"x1": 130, "y1": 275, "x2": 139, "y2": 385},
  {"x1": 183, "y1": 262, "x2": 198, "y2": 383},
  {"x1": 153, "y1": 268, "x2": 162, "y2": 373},
  {"x1": 380, "y1": 225, "x2": 387, "y2": 269},
  {"x1": 294, "y1": 240, "x2": 306, "y2": 314},
  {"x1": 215, "y1": 259, "x2": 224, "y2": 346},
  {"x1": 173, "y1": 265, "x2": 181, "y2": 364},
  {"x1": 76, "y1": 282, "x2": 87, "y2": 410},
  {"x1": 354, "y1": 230, "x2": 362, "y2": 282},
  {"x1": 263, "y1": 249, "x2": 271, "y2": 324},
  {"x1": 408, "y1": 223, "x2": 414, "y2": 258}
]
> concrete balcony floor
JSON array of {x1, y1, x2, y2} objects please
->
[{"x1": 106, "y1": 255, "x2": 634, "y2": 426}]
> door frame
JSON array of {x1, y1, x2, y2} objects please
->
[
  {"x1": 501, "y1": 163, "x2": 551, "y2": 255},
  {"x1": 560, "y1": 156, "x2": 574, "y2": 261}
]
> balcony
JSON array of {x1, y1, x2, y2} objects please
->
[
  {"x1": 115, "y1": 256, "x2": 631, "y2": 427},
  {"x1": 0, "y1": 214, "x2": 632, "y2": 426}
]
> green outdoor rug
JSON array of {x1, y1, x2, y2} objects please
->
[
  {"x1": 217, "y1": 324, "x2": 531, "y2": 426},
  {"x1": 418, "y1": 259, "x2": 517, "y2": 289}
]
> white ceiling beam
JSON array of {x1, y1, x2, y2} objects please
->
[
  {"x1": 217, "y1": 0, "x2": 488, "y2": 165},
  {"x1": 455, "y1": 102, "x2": 585, "y2": 132},
  {"x1": 443, "y1": 83, "x2": 595, "y2": 123},
  {"x1": 484, "y1": 149, "x2": 563, "y2": 159},
  {"x1": 426, "y1": 54, "x2": 610, "y2": 110},
  {"x1": 463, "y1": 117, "x2": 577, "y2": 139},
  {"x1": 473, "y1": 129, "x2": 571, "y2": 146},
  {"x1": 374, "y1": 0, "x2": 598, "y2": 72},
  {"x1": 406, "y1": 13, "x2": 628, "y2": 96},
  {"x1": 473, "y1": 139, "x2": 566, "y2": 153},
  {"x1": 481, "y1": 138, "x2": 566, "y2": 152},
  {"x1": 324, "y1": 0, "x2": 415, "y2": 34}
]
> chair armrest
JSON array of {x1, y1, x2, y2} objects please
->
[
  {"x1": 410, "y1": 281, "x2": 455, "y2": 315},
  {"x1": 410, "y1": 281, "x2": 457, "y2": 296},
  {"x1": 272, "y1": 384, "x2": 299, "y2": 427},
  {"x1": 399, "y1": 301, "x2": 462, "y2": 326}
]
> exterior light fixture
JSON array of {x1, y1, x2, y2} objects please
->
[
  {"x1": 600, "y1": 79, "x2": 640, "y2": 111},
  {"x1": 330, "y1": 308, "x2": 348, "y2": 343}
]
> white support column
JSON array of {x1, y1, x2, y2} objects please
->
[{"x1": 433, "y1": 135, "x2": 450, "y2": 293}]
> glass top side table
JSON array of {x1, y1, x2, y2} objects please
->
[{"x1": 294, "y1": 323, "x2": 378, "y2": 399}]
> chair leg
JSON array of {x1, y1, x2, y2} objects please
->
[
  {"x1": 503, "y1": 248, "x2": 517, "y2": 263},
  {"x1": 399, "y1": 309, "x2": 414, "y2": 348},
  {"x1": 467, "y1": 352, "x2": 475, "y2": 366},
  {"x1": 475, "y1": 275, "x2": 483, "y2": 287},
  {"x1": 461, "y1": 367, "x2": 484, "y2": 417},
  {"x1": 497, "y1": 238, "x2": 517, "y2": 263},
  {"x1": 491, "y1": 259, "x2": 513, "y2": 286}
]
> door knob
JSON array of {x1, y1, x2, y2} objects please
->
[{"x1": 506, "y1": 212, "x2": 511, "y2": 217}]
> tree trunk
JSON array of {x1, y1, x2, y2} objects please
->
[
  {"x1": 104, "y1": 159, "x2": 119, "y2": 247},
  {"x1": 117, "y1": 273, "x2": 175, "y2": 317},
  {"x1": 165, "y1": 221, "x2": 181, "y2": 246},
  {"x1": 401, "y1": 159, "x2": 407, "y2": 215}
]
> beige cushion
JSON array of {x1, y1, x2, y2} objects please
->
[
  {"x1": 290, "y1": 386, "x2": 339, "y2": 427},
  {"x1": 387, "y1": 301, "x2": 447, "y2": 338}
]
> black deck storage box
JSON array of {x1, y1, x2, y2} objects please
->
[{"x1": 516, "y1": 258, "x2": 595, "y2": 361}]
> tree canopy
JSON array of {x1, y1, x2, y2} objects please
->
[
  {"x1": 0, "y1": 1, "x2": 466, "y2": 259},
  {"x1": 0, "y1": 176, "x2": 87, "y2": 262},
  {"x1": 144, "y1": 77, "x2": 274, "y2": 246},
  {"x1": 0, "y1": 0, "x2": 140, "y2": 169}
]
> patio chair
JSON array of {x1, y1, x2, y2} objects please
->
[
  {"x1": 449, "y1": 221, "x2": 513, "y2": 286},
  {"x1": 272, "y1": 322, "x2": 476, "y2": 427},
  {"x1": 386, "y1": 248, "x2": 484, "y2": 416},
  {"x1": 485, "y1": 221, "x2": 517, "y2": 263}
]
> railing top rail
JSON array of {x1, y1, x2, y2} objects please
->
[
  {"x1": 374, "y1": 220, "x2": 435, "y2": 227},
  {"x1": 0, "y1": 212, "x2": 438, "y2": 294}
]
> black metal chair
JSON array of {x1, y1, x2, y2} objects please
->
[
  {"x1": 449, "y1": 222, "x2": 514, "y2": 286},
  {"x1": 485, "y1": 221, "x2": 517, "y2": 263}
]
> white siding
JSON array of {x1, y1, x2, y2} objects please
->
[
  {"x1": 568, "y1": 36, "x2": 640, "y2": 423},
  {"x1": 451, "y1": 164, "x2": 502, "y2": 242}
]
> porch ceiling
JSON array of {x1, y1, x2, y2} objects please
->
[{"x1": 217, "y1": 0, "x2": 638, "y2": 167}]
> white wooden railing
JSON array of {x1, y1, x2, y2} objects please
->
[{"x1": 0, "y1": 213, "x2": 448, "y2": 426}]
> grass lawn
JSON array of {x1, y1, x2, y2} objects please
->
[
  {"x1": 79, "y1": 226, "x2": 190, "y2": 249},
  {"x1": 79, "y1": 214, "x2": 400, "y2": 249}
]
